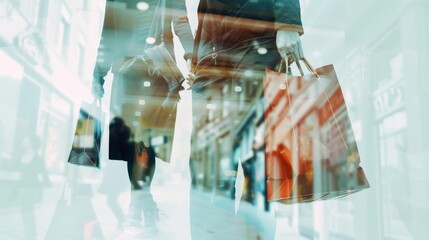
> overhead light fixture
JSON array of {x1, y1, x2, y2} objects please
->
[
  {"x1": 244, "y1": 70, "x2": 253, "y2": 77},
  {"x1": 143, "y1": 81, "x2": 151, "y2": 87},
  {"x1": 136, "y1": 2, "x2": 149, "y2": 11},
  {"x1": 135, "y1": 111, "x2": 141, "y2": 117},
  {"x1": 257, "y1": 47, "x2": 268, "y2": 55},
  {"x1": 139, "y1": 99, "x2": 146, "y2": 105},
  {"x1": 146, "y1": 37, "x2": 156, "y2": 44},
  {"x1": 234, "y1": 86, "x2": 242, "y2": 92}
]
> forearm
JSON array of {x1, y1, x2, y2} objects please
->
[{"x1": 173, "y1": 16, "x2": 194, "y2": 60}]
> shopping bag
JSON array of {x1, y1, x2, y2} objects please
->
[
  {"x1": 68, "y1": 99, "x2": 104, "y2": 168},
  {"x1": 264, "y1": 57, "x2": 370, "y2": 204}
]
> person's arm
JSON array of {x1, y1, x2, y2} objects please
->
[
  {"x1": 273, "y1": 0, "x2": 305, "y2": 61},
  {"x1": 169, "y1": 0, "x2": 194, "y2": 71},
  {"x1": 173, "y1": 15, "x2": 194, "y2": 61},
  {"x1": 91, "y1": 3, "x2": 114, "y2": 99}
]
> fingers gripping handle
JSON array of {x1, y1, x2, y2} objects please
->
[{"x1": 279, "y1": 56, "x2": 318, "y2": 78}]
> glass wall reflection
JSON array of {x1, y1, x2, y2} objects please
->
[{"x1": 0, "y1": 0, "x2": 428, "y2": 239}]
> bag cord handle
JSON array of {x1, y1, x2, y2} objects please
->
[{"x1": 279, "y1": 55, "x2": 319, "y2": 78}]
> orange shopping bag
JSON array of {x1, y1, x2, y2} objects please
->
[{"x1": 264, "y1": 58, "x2": 370, "y2": 204}]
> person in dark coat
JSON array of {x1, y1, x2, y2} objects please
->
[
  {"x1": 123, "y1": 141, "x2": 160, "y2": 236},
  {"x1": 192, "y1": 0, "x2": 304, "y2": 91},
  {"x1": 190, "y1": 0, "x2": 305, "y2": 238},
  {"x1": 104, "y1": 118, "x2": 160, "y2": 235}
]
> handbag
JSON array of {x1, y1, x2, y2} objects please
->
[
  {"x1": 264, "y1": 57, "x2": 370, "y2": 204},
  {"x1": 68, "y1": 99, "x2": 104, "y2": 168}
]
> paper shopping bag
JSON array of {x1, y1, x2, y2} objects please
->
[
  {"x1": 264, "y1": 58, "x2": 370, "y2": 204},
  {"x1": 68, "y1": 100, "x2": 104, "y2": 168}
]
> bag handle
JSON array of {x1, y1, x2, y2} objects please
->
[{"x1": 279, "y1": 55, "x2": 319, "y2": 78}]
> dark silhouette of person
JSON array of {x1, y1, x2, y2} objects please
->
[
  {"x1": 122, "y1": 140, "x2": 160, "y2": 237},
  {"x1": 108, "y1": 117, "x2": 132, "y2": 161},
  {"x1": 102, "y1": 117, "x2": 160, "y2": 237}
]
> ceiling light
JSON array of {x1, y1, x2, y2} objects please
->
[
  {"x1": 139, "y1": 99, "x2": 146, "y2": 105},
  {"x1": 258, "y1": 47, "x2": 267, "y2": 55},
  {"x1": 146, "y1": 37, "x2": 156, "y2": 44},
  {"x1": 135, "y1": 111, "x2": 141, "y2": 117},
  {"x1": 136, "y1": 2, "x2": 149, "y2": 11},
  {"x1": 244, "y1": 70, "x2": 253, "y2": 77},
  {"x1": 143, "y1": 81, "x2": 151, "y2": 87},
  {"x1": 234, "y1": 86, "x2": 242, "y2": 92}
]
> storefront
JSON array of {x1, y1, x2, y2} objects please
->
[
  {"x1": 374, "y1": 76, "x2": 411, "y2": 239},
  {"x1": 233, "y1": 110, "x2": 257, "y2": 203},
  {"x1": 192, "y1": 116, "x2": 232, "y2": 190},
  {"x1": 0, "y1": 1, "x2": 78, "y2": 175}
]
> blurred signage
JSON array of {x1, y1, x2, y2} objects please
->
[
  {"x1": 373, "y1": 80, "x2": 404, "y2": 119},
  {"x1": 318, "y1": 87, "x2": 345, "y2": 126}
]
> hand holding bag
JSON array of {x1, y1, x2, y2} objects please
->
[{"x1": 264, "y1": 57, "x2": 370, "y2": 204}]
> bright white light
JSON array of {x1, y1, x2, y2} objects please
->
[
  {"x1": 258, "y1": 47, "x2": 268, "y2": 55},
  {"x1": 244, "y1": 70, "x2": 253, "y2": 77},
  {"x1": 146, "y1": 37, "x2": 156, "y2": 44},
  {"x1": 143, "y1": 81, "x2": 151, "y2": 87},
  {"x1": 234, "y1": 86, "x2": 242, "y2": 92},
  {"x1": 139, "y1": 99, "x2": 146, "y2": 105},
  {"x1": 135, "y1": 111, "x2": 141, "y2": 117},
  {"x1": 136, "y1": 2, "x2": 149, "y2": 11}
]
